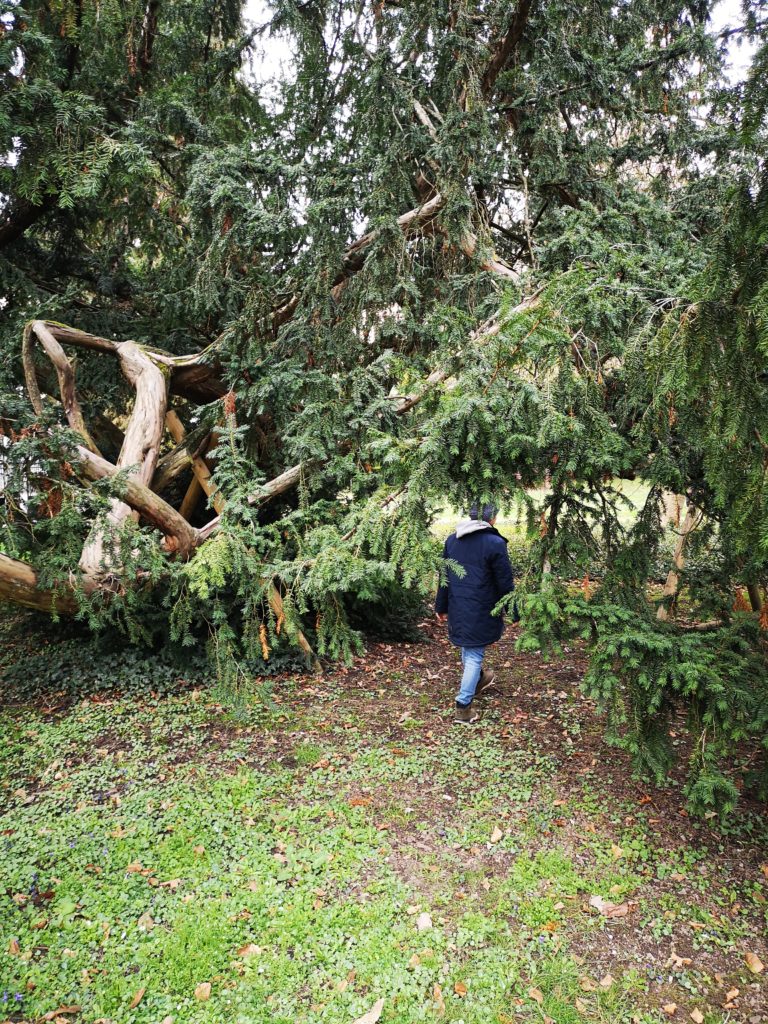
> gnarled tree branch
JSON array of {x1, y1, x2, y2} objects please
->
[
  {"x1": 78, "y1": 341, "x2": 169, "y2": 582},
  {"x1": 76, "y1": 445, "x2": 200, "y2": 557},
  {"x1": 0, "y1": 552, "x2": 93, "y2": 615},
  {"x1": 23, "y1": 321, "x2": 101, "y2": 453}
]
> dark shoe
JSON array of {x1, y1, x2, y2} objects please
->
[
  {"x1": 475, "y1": 668, "x2": 497, "y2": 697},
  {"x1": 454, "y1": 702, "x2": 481, "y2": 724}
]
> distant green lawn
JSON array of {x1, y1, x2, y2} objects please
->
[{"x1": 431, "y1": 480, "x2": 651, "y2": 541}]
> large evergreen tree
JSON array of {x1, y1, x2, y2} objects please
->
[{"x1": 2, "y1": 0, "x2": 767, "y2": 808}]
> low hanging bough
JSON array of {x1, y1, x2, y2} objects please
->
[
  {"x1": 0, "y1": 13, "x2": 538, "y2": 626},
  {"x1": 2, "y1": 282, "x2": 545, "y2": 661}
]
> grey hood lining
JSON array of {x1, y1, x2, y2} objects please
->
[{"x1": 454, "y1": 519, "x2": 494, "y2": 539}]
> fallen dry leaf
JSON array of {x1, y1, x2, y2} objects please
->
[
  {"x1": 408, "y1": 953, "x2": 420, "y2": 968},
  {"x1": 690, "y1": 1009, "x2": 703, "y2": 1024},
  {"x1": 527, "y1": 986, "x2": 543, "y2": 1004},
  {"x1": 667, "y1": 953, "x2": 692, "y2": 969},
  {"x1": 43, "y1": 1008, "x2": 81, "y2": 1020},
  {"x1": 725, "y1": 987, "x2": 739, "y2": 1001},
  {"x1": 454, "y1": 981, "x2": 467, "y2": 997},
  {"x1": 237, "y1": 943, "x2": 261, "y2": 957},
  {"x1": 128, "y1": 987, "x2": 145, "y2": 1009},
  {"x1": 432, "y1": 984, "x2": 445, "y2": 1016},
  {"x1": 599, "y1": 974, "x2": 614, "y2": 989},
  {"x1": 745, "y1": 951, "x2": 765, "y2": 974},
  {"x1": 579, "y1": 977, "x2": 598, "y2": 992},
  {"x1": 489, "y1": 826, "x2": 503, "y2": 844},
  {"x1": 351, "y1": 997, "x2": 384, "y2": 1024},
  {"x1": 662, "y1": 1003, "x2": 677, "y2": 1016},
  {"x1": 575, "y1": 997, "x2": 589, "y2": 1012},
  {"x1": 610, "y1": 844, "x2": 624, "y2": 859},
  {"x1": 588, "y1": 894, "x2": 630, "y2": 918},
  {"x1": 194, "y1": 982, "x2": 211, "y2": 1001},
  {"x1": 416, "y1": 912, "x2": 432, "y2": 931},
  {"x1": 137, "y1": 912, "x2": 155, "y2": 931},
  {"x1": 8, "y1": 937, "x2": 20, "y2": 955}
]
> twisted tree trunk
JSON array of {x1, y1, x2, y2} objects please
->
[
  {"x1": 78, "y1": 342, "x2": 169, "y2": 584},
  {"x1": 657, "y1": 500, "x2": 699, "y2": 622},
  {"x1": 0, "y1": 553, "x2": 95, "y2": 614},
  {"x1": 75, "y1": 446, "x2": 200, "y2": 556}
]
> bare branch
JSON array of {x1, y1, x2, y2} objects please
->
[
  {"x1": 76, "y1": 445, "x2": 200, "y2": 557},
  {"x1": 481, "y1": 0, "x2": 535, "y2": 98},
  {"x1": 79, "y1": 341, "x2": 169, "y2": 582},
  {"x1": 166, "y1": 411, "x2": 225, "y2": 515},
  {"x1": 23, "y1": 321, "x2": 101, "y2": 453}
]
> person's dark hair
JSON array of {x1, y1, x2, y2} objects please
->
[{"x1": 469, "y1": 502, "x2": 498, "y2": 522}]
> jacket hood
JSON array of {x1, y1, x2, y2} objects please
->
[{"x1": 455, "y1": 519, "x2": 493, "y2": 539}]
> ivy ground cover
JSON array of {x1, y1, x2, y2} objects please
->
[{"x1": 1, "y1": 613, "x2": 767, "y2": 1024}]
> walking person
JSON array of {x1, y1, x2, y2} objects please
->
[{"x1": 435, "y1": 502, "x2": 515, "y2": 724}]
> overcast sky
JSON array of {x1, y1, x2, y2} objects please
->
[{"x1": 243, "y1": 0, "x2": 757, "y2": 86}]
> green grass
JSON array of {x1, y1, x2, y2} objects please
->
[
  {"x1": 430, "y1": 479, "x2": 651, "y2": 540},
  {"x1": 1, "y1": 614, "x2": 765, "y2": 1024}
]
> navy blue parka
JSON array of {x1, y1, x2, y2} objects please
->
[{"x1": 435, "y1": 520, "x2": 515, "y2": 647}]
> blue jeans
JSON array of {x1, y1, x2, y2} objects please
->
[{"x1": 456, "y1": 646, "x2": 486, "y2": 706}]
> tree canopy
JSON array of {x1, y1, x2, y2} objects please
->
[{"x1": 2, "y1": 0, "x2": 768, "y2": 812}]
